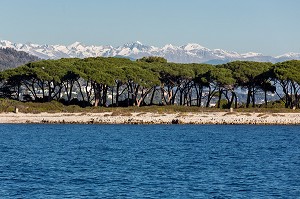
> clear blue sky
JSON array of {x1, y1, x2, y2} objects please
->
[{"x1": 1, "y1": 0, "x2": 299, "y2": 55}]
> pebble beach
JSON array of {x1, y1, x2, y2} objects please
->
[{"x1": 1, "y1": 112, "x2": 300, "y2": 125}]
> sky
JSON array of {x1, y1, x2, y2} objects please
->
[{"x1": 0, "y1": 0, "x2": 300, "y2": 56}]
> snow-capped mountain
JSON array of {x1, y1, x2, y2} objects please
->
[
  {"x1": 0, "y1": 40, "x2": 299, "y2": 64},
  {"x1": 275, "y1": 52, "x2": 300, "y2": 63}
]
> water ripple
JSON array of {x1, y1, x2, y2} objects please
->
[{"x1": 0, "y1": 124, "x2": 299, "y2": 198}]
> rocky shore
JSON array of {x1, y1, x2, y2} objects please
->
[{"x1": 1, "y1": 112, "x2": 300, "y2": 125}]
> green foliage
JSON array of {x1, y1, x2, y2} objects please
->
[
  {"x1": 137, "y1": 56, "x2": 167, "y2": 63},
  {"x1": 0, "y1": 56, "x2": 299, "y2": 110},
  {"x1": 273, "y1": 60, "x2": 300, "y2": 108},
  {"x1": 218, "y1": 99, "x2": 230, "y2": 109},
  {"x1": 220, "y1": 61, "x2": 272, "y2": 86},
  {"x1": 210, "y1": 67, "x2": 235, "y2": 87},
  {"x1": 274, "y1": 60, "x2": 300, "y2": 83}
]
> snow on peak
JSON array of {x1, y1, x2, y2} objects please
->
[
  {"x1": 122, "y1": 41, "x2": 149, "y2": 51},
  {"x1": 276, "y1": 52, "x2": 300, "y2": 58},
  {"x1": 0, "y1": 39, "x2": 8, "y2": 43},
  {"x1": 124, "y1": 41, "x2": 143, "y2": 46},
  {"x1": 162, "y1": 44, "x2": 177, "y2": 50},
  {"x1": 68, "y1": 41, "x2": 82, "y2": 48},
  {"x1": 135, "y1": 41, "x2": 142, "y2": 45},
  {"x1": 212, "y1": 49, "x2": 240, "y2": 58},
  {"x1": 183, "y1": 43, "x2": 206, "y2": 51},
  {"x1": 0, "y1": 40, "x2": 15, "y2": 48},
  {"x1": 1, "y1": 39, "x2": 300, "y2": 63},
  {"x1": 241, "y1": 52, "x2": 263, "y2": 58}
]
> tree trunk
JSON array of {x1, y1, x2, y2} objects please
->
[
  {"x1": 252, "y1": 87, "x2": 255, "y2": 108},
  {"x1": 116, "y1": 82, "x2": 120, "y2": 107},
  {"x1": 189, "y1": 93, "x2": 192, "y2": 106},
  {"x1": 17, "y1": 83, "x2": 20, "y2": 101},
  {"x1": 167, "y1": 86, "x2": 173, "y2": 105},
  {"x1": 85, "y1": 80, "x2": 91, "y2": 104},
  {"x1": 264, "y1": 90, "x2": 268, "y2": 106},
  {"x1": 102, "y1": 85, "x2": 108, "y2": 107},
  {"x1": 41, "y1": 81, "x2": 45, "y2": 102},
  {"x1": 115, "y1": 84, "x2": 119, "y2": 107},
  {"x1": 160, "y1": 87, "x2": 166, "y2": 105},
  {"x1": 31, "y1": 81, "x2": 38, "y2": 100},
  {"x1": 217, "y1": 88, "x2": 222, "y2": 108},
  {"x1": 206, "y1": 86, "x2": 212, "y2": 108},
  {"x1": 52, "y1": 84, "x2": 63, "y2": 101},
  {"x1": 246, "y1": 87, "x2": 251, "y2": 108},
  {"x1": 224, "y1": 90, "x2": 230, "y2": 104},
  {"x1": 94, "y1": 83, "x2": 101, "y2": 107},
  {"x1": 180, "y1": 90, "x2": 183, "y2": 106},
  {"x1": 170, "y1": 87, "x2": 179, "y2": 105},
  {"x1": 150, "y1": 87, "x2": 156, "y2": 105},
  {"x1": 137, "y1": 87, "x2": 153, "y2": 107},
  {"x1": 47, "y1": 81, "x2": 53, "y2": 102},
  {"x1": 23, "y1": 81, "x2": 36, "y2": 101},
  {"x1": 229, "y1": 92, "x2": 234, "y2": 108},
  {"x1": 229, "y1": 91, "x2": 237, "y2": 109},
  {"x1": 77, "y1": 79, "x2": 85, "y2": 102},
  {"x1": 127, "y1": 84, "x2": 130, "y2": 107},
  {"x1": 197, "y1": 85, "x2": 203, "y2": 107},
  {"x1": 68, "y1": 82, "x2": 74, "y2": 103},
  {"x1": 111, "y1": 86, "x2": 114, "y2": 107}
]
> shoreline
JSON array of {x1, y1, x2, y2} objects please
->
[{"x1": 1, "y1": 112, "x2": 300, "y2": 125}]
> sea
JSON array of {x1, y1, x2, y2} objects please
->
[{"x1": 0, "y1": 124, "x2": 299, "y2": 198}]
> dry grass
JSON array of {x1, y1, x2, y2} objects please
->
[
  {"x1": 241, "y1": 113, "x2": 252, "y2": 116},
  {"x1": 177, "y1": 112, "x2": 189, "y2": 117},
  {"x1": 136, "y1": 112, "x2": 146, "y2": 116},
  {"x1": 223, "y1": 112, "x2": 237, "y2": 116},
  {"x1": 110, "y1": 111, "x2": 132, "y2": 116},
  {"x1": 257, "y1": 113, "x2": 266, "y2": 117}
]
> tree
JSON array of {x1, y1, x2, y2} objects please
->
[
  {"x1": 191, "y1": 64, "x2": 213, "y2": 107},
  {"x1": 121, "y1": 62, "x2": 160, "y2": 107},
  {"x1": 274, "y1": 60, "x2": 300, "y2": 108},
  {"x1": 0, "y1": 56, "x2": 298, "y2": 110},
  {"x1": 137, "y1": 56, "x2": 167, "y2": 63},
  {"x1": 210, "y1": 67, "x2": 235, "y2": 108},
  {"x1": 222, "y1": 61, "x2": 273, "y2": 108}
]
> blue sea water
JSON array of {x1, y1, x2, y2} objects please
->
[{"x1": 0, "y1": 124, "x2": 299, "y2": 198}]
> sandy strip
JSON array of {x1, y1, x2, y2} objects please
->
[{"x1": 0, "y1": 112, "x2": 300, "y2": 125}]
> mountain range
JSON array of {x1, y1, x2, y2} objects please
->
[
  {"x1": 1, "y1": 40, "x2": 300, "y2": 64},
  {"x1": 0, "y1": 48, "x2": 39, "y2": 70}
]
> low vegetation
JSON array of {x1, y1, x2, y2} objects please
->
[{"x1": 1, "y1": 98, "x2": 299, "y2": 114}]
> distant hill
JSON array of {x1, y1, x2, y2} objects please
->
[{"x1": 0, "y1": 48, "x2": 40, "y2": 70}]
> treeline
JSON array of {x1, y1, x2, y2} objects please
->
[{"x1": 0, "y1": 56, "x2": 299, "y2": 109}]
